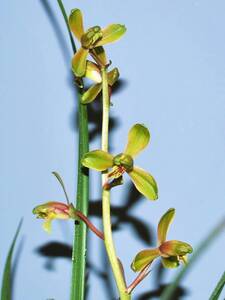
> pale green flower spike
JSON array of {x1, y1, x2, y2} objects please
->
[
  {"x1": 33, "y1": 202, "x2": 75, "y2": 233},
  {"x1": 131, "y1": 208, "x2": 193, "y2": 272},
  {"x1": 82, "y1": 123, "x2": 158, "y2": 200},
  {"x1": 69, "y1": 9, "x2": 126, "y2": 77},
  {"x1": 81, "y1": 61, "x2": 119, "y2": 104}
]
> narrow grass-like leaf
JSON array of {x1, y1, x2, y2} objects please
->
[
  {"x1": 56, "y1": 0, "x2": 76, "y2": 53},
  {"x1": 56, "y1": 2, "x2": 89, "y2": 300},
  {"x1": 161, "y1": 218, "x2": 225, "y2": 300},
  {"x1": 1, "y1": 220, "x2": 22, "y2": 300},
  {"x1": 209, "y1": 271, "x2": 225, "y2": 300},
  {"x1": 52, "y1": 171, "x2": 70, "y2": 204}
]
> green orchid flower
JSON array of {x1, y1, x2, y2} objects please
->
[
  {"x1": 33, "y1": 202, "x2": 75, "y2": 233},
  {"x1": 131, "y1": 208, "x2": 193, "y2": 271},
  {"x1": 69, "y1": 9, "x2": 126, "y2": 77},
  {"x1": 82, "y1": 124, "x2": 158, "y2": 200},
  {"x1": 81, "y1": 61, "x2": 119, "y2": 104}
]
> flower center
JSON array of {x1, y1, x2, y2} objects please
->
[
  {"x1": 81, "y1": 26, "x2": 102, "y2": 49},
  {"x1": 113, "y1": 153, "x2": 134, "y2": 172}
]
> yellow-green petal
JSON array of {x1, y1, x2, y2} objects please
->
[
  {"x1": 85, "y1": 61, "x2": 102, "y2": 83},
  {"x1": 69, "y1": 9, "x2": 84, "y2": 41},
  {"x1": 124, "y1": 124, "x2": 150, "y2": 157},
  {"x1": 95, "y1": 24, "x2": 126, "y2": 46},
  {"x1": 72, "y1": 47, "x2": 88, "y2": 77},
  {"x1": 82, "y1": 150, "x2": 114, "y2": 171},
  {"x1": 159, "y1": 240, "x2": 193, "y2": 257},
  {"x1": 131, "y1": 248, "x2": 160, "y2": 272},
  {"x1": 42, "y1": 219, "x2": 52, "y2": 233},
  {"x1": 81, "y1": 83, "x2": 102, "y2": 104},
  {"x1": 91, "y1": 46, "x2": 108, "y2": 66},
  {"x1": 161, "y1": 257, "x2": 180, "y2": 269},
  {"x1": 157, "y1": 208, "x2": 175, "y2": 245},
  {"x1": 129, "y1": 166, "x2": 158, "y2": 200},
  {"x1": 107, "y1": 68, "x2": 119, "y2": 86}
]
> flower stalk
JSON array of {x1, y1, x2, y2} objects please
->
[{"x1": 101, "y1": 67, "x2": 131, "y2": 300}]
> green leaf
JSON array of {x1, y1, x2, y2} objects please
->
[
  {"x1": 161, "y1": 257, "x2": 180, "y2": 269},
  {"x1": 124, "y1": 124, "x2": 150, "y2": 157},
  {"x1": 129, "y1": 166, "x2": 158, "y2": 200},
  {"x1": 56, "y1": 0, "x2": 76, "y2": 53},
  {"x1": 157, "y1": 208, "x2": 175, "y2": 245},
  {"x1": 55, "y1": 2, "x2": 89, "y2": 300},
  {"x1": 52, "y1": 171, "x2": 70, "y2": 204},
  {"x1": 1, "y1": 220, "x2": 22, "y2": 300},
  {"x1": 159, "y1": 240, "x2": 193, "y2": 257},
  {"x1": 95, "y1": 24, "x2": 126, "y2": 46},
  {"x1": 69, "y1": 9, "x2": 84, "y2": 41},
  {"x1": 131, "y1": 248, "x2": 160, "y2": 272},
  {"x1": 72, "y1": 47, "x2": 88, "y2": 77},
  {"x1": 81, "y1": 83, "x2": 102, "y2": 104},
  {"x1": 107, "y1": 68, "x2": 120, "y2": 86},
  {"x1": 209, "y1": 271, "x2": 225, "y2": 300},
  {"x1": 161, "y1": 218, "x2": 225, "y2": 300},
  {"x1": 82, "y1": 150, "x2": 114, "y2": 171}
]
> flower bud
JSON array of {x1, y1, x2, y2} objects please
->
[
  {"x1": 33, "y1": 202, "x2": 70, "y2": 219},
  {"x1": 33, "y1": 202, "x2": 73, "y2": 233}
]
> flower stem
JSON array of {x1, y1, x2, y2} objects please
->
[
  {"x1": 76, "y1": 210, "x2": 104, "y2": 240},
  {"x1": 101, "y1": 67, "x2": 131, "y2": 300}
]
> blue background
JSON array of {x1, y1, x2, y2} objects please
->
[{"x1": 1, "y1": 0, "x2": 225, "y2": 299}]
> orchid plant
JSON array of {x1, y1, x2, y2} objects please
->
[
  {"x1": 2, "y1": 3, "x2": 225, "y2": 300},
  {"x1": 31, "y1": 7, "x2": 194, "y2": 300}
]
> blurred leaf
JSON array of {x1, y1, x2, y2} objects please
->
[
  {"x1": 209, "y1": 271, "x2": 225, "y2": 300},
  {"x1": 161, "y1": 218, "x2": 225, "y2": 300},
  {"x1": 1, "y1": 220, "x2": 22, "y2": 300}
]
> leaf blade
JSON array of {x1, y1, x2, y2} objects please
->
[
  {"x1": 1, "y1": 220, "x2": 22, "y2": 300},
  {"x1": 160, "y1": 218, "x2": 225, "y2": 300},
  {"x1": 209, "y1": 271, "x2": 225, "y2": 300}
]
